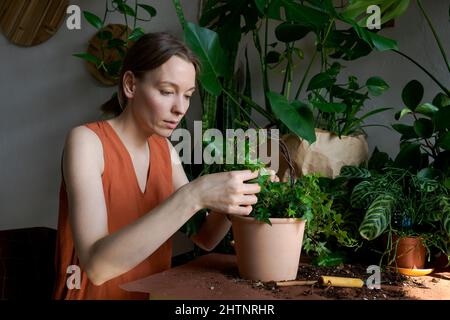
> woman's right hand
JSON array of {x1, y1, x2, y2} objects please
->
[{"x1": 191, "y1": 170, "x2": 261, "y2": 216}]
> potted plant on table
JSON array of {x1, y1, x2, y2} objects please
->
[
  {"x1": 230, "y1": 174, "x2": 309, "y2": 282},
  {"x1": 208, "y1": 137, "x2": 356, "y2": 281},
  {"x1": 277, "y1": 63, "x2": 391, "y2": 180}
]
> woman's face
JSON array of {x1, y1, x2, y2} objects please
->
[{"x1": 126, "y1": 55, "x2": 196, "y2": 137}]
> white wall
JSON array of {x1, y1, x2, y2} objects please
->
[{"x1": 0, "y1": 1, "x2": 448, "y2": 253}]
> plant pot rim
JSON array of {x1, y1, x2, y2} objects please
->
[
  {"x1": 314, "y1": 128, "x2": 367, "y2": 138},
  {"x1": 230, "y1": 215, "x2": 305, "y2": 224},
  {"x1": 392, "y1": 234, "x2": 424, "y2": 241}
]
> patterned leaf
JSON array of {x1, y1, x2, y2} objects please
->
[
  {"x1": 351, "y1": 180, "x2": 375, "y2": 208},
  {"x1": 340, "y1": 166, "x2": 371, "y2": 179},
  {"x1": 359, "y1": 194, "x2": 396, "y2": 240}
]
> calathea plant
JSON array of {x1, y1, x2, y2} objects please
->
[{"x1": 339, "y1": 164, "x2": 450, "y2": 264}]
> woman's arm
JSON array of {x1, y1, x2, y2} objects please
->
[
  {"x1": 64, "y1": 128, "x2": 260, "y2": 286},
  {"x1": 167, "y1": 140, "x2": 232, "y2": 251}
]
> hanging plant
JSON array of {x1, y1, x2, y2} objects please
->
[{"x1": 73, "y1": 0, "x2": 157, "y2": 86}]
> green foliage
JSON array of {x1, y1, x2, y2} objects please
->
[
  {"x1": 300, "y1": 175, "x2": 360, "y2": 260},
  {"x1": 392, "y1": 80, "x2": 450, "y2": 179},
  {"x1": 340, "y1": 163, "x2": 450, "y2": 260},
  {"x1": 307, "y1": 63, "x2": 391, "y2": 137},
  {"x1": 183, "y1": 22, "x2": 228, "y2": 96},
  {"x1": 267, "y1": 92, "x2": 316, "y2": 144},
  {"x1": 199, "y1": 136, "x2": 360, "y2": 259},
  {"x1": 175, "y1": 0, "x2": 397, "y2": 144},
  {"x1": 73, "y1": 0, "x2": 155, "y2": 83},
  {"x1": 250, "y1": 177, "x2": 308, "y2": 224},
  {"x1": 359, "y1": 193, "x2": 395, "y2": 240}
]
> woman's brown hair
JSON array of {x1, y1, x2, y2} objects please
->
[{"x1": 101, "y1": 32, "x2": 200, "y2": 116}]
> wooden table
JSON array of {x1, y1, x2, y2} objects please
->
[
  {"x1": 121, "y1": 253, "x2": 450, "y2": 300},
  {"x1": 121, "y1": 253, "x2": 279, "y2": 300}
]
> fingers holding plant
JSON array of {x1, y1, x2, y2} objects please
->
[{"x1": 192, "y1": 169, "x2": 261, "y2": 215}]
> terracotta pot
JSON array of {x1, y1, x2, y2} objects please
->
[
  {"x1": 230, "y1": 216, "x2": 306, "y2": 282},
  {"x1": 391, "y1": 236, "x2": 426, "y2": 269}
]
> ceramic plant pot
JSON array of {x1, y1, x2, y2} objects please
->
[{"x1": 230, "y1": 216, "x2": 306, "y2": 282}]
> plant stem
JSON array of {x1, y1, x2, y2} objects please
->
[
  {"x1": 172, "y1": 0, "x2": 187, "y2": 30},
  {"x1": 412, "y1": 113, "x2": 438, "y2": 159},
  {"x1": 264, "y1": 16, "x2": 269, "y2": 84},
  {"x1": 133, "y1": 0, "x2": 138, "y2": 29},
  {"x1": 264, "y1": 16, "x2": 270, "y2": 95},
  {"x1": 416, "y1": 0, "x2": 450, "y2": 73},
  {"x1": 102, "y1": 0, "x2": 109, "y2": 25},
  {"x1": 282, "y1": 43, "x2": 294, "y2": 99},
  {"x1": 123, "y1": 10, "x2": 129, "y2": 40},
  {"x1": 223, "y1": 90, "x2": 261, "y2": 129},
  {"x1": 319, "y1": 19, "x2": 334, "y2": 73},
  {"x1": 294, "y1": 49, "x2": 317, "y2": 100},
  {"x1": 238, "y1": 93, "x2": 276, "y2": 123},
  {"x1": 393, "y1": 50, "x2": 450, "y2": 96}
]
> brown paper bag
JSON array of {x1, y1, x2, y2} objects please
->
[{"x1": 278, "y1": 129, "x2": 368, "y2": 180}]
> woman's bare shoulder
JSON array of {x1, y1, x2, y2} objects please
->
[
  {"x1": 64, "y1": 125, "x2": 104, "y2": 174},
  {"x1": 66, "y1": 125, "x2": 101, "y2": 144}
]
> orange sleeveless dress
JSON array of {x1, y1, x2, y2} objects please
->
[{"x1": 53, "y1": 121, "x2": 174, "y2": 300}]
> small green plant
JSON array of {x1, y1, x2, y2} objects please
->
[
  {"x1": 250, "y1": 173, "x2": 315, "y2": 224},
  {"x1": 204, "y1": 136, "x2": 360, "y2": 261}
]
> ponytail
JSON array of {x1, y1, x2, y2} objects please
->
[{"x1": 101, "y1": 92, "x2": 123, "y2": 117}]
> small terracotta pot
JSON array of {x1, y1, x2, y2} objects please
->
[
  {"x1": 390, "y1": 236, "x2": 426, "y2": 269},
  {"x1": 230, "y1": 216, "x2": 306, "y2": 282}
]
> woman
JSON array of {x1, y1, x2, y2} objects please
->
[{"x1": 53, "y1": 32, "x2": 275, "y2": 300}]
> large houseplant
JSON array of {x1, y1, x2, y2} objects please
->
[
  {"x1": 172, "y1": 0, "x2": 398, "y2": 239},
  {"x1": 278, "y1": 62, "x2": 391, "y2": 179},
  {"x1": 173, "y1": 0, "x2": 397, "y2": 143}
]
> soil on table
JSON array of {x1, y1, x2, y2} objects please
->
[{"x1": 223, "y1": 262, "x2": 449, "y2": 300}]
